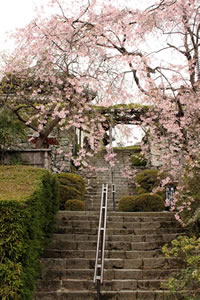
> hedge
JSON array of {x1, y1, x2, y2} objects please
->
[
  {"x1": 118, "y1": 195, "x2": 136, "y2": 212},
  {"x1": 0, "y1": 166, "x2": 59, "y2": 300},
  {"x1": 118, "y1": 193, "x2": 165, "y2": 212},
  {"x1": 56, "y1": 173, "x2": 85, "y2": 209},
  {"x1": 65, "y1": 199, "x2": 85, "y2": 211}
]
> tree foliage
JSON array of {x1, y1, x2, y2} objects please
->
[{"x1": 0, "y1": 107, "x2": 26, "y2": 150}]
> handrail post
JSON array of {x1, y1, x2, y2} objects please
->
[
  {"x1": 112, "y1": 183, "x2": 116, "y2": 211},
  {"x1": 94, "y1": 183, "x2": 108, "y2": 299}
]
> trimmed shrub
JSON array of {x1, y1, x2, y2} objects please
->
[
  {"x1": 133, "y1": 193, "x2": 165, "y2": 212},
  {"x1": 56, "y1": 173, "x2": 85, "y2": 195},
  {"x1": 135, "y1": 169, "x2": 166, "y2": 199},
  {"x1": 0, "y1": 166, "x2": 59, "y2": 300},
  {"x1": 56, "y1": 173, "x2": 85, "y2": 209},
  {"x1": 135, "y1": 169, "x2": 160, "y2": 194},
  {"x1": 130, "y1": 152, "x2": 147, "y2": 167},
  {"x1": 59, "y1": 185, "x2": 82, "y2": 209},
  {"x1": 65, "y1": 199, "x2": 85, "y2": 211},
  {"x1": 118, "y1": 193, "x2": 164, "y2": 212},
  {"x1": 118, "y1": 195, "x2": 136, "y2": 212}
]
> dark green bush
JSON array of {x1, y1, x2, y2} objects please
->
[
  {"x1": 65, "y1": 199, "x2": 85, "y2": 211},
  {"x1": 0, "y1": 166, "x2": 59, "y2": 300},
  {"x1": 59, "y1": 185, "x2": 82, "y2": 209},
  {"x1": 133, "y1": 193, "x2": 165, "y2": 212},
  {"x1": 118, "y1": 195, "x2": 136, "y2": 212},
  {"x1": 118, "y1": 193, "x2": 164, "y2": 212},
  {"x1": 130, "y1": 152, "x2": 147, "y2": 167},
  {"x1": 56, "y1": 173, "x2": 85, "y2": 195},
  {"x1": 135, "y1": 169, "x2": 166, "y2": 199},
  {"x1": 135, "y1": 169, "x2": 160, "y2": 194},
  {"x1": 56, "y1": 173, "x2": 85, "y2": 210}
]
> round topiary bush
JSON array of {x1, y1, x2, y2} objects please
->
[
  {"x1": 59, "y1": 185, "x2": 82, "y2": 209},
  {"x1": 135, "y1": 169, "x2": 160, "y2": 194},
  {"x1": 135, "y1": 169, "x2": 167, "y2": 198},
  {"x1": 65, "y1": 199, "x2": 85, "y2": 211},
  {"x1": 133, "y1": 193, "x2": 165, "y2": 212},
  {"x1": 118, "y1": 193, "x2": 165, "y2": 212},
  {"x1": 56, "y1": 173, "x2": 85, "y2": 196},
  {"x1": 56, "y1": 173, "x2": 85, "y2": 209},
  {"x1": 118, "y1": 195, "x2": 136, "y2": 212},
  {"x1": 130, "y1": 152, "x2": 147, "y2": 167}
]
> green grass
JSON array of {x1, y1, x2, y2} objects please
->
[
  {"x1": 113, "y1": 145, "x2": 141, "y2": 151},
  {"x1": 0, "y1": 165, "x2": 46, "y2": 201}
]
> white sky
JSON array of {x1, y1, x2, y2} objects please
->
[
  {"x1": 0, "y1": 0, "x2": 156, "y2": 53},
  {"x1": 0, "y1": 0, "x2": 42, "y2": 53}
]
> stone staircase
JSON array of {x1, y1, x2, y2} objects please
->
[
  {"x1": 34, "y1": 210, "x2": 184, "y2": 300},
  {"x1": 82, "y1": 149, "x2": 141, "y2": 211}
]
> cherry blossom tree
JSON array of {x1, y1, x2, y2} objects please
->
[
  {"x1": 88, "y1": 0, "x2": 200, "y2": 173},
  {"x1": 1, "y1": 0, "x2": 200, "y2": 186},
  {"x1": 0, "y1": 1, "x2": 122, "y2": 150}
]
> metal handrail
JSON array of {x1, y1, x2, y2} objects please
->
[
  {"x1": 112, "y1": 183, "x2": 116, "y2": 211},
  {"x1": 93, "y1": 183, "x2": 108, "y2": 300}
]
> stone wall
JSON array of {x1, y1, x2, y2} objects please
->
[
  {"x1": 0, "y1": 130, "x2": 74, "y2": 173},
  {"x1": 0, "y1": 149, "x2": 51, "y2": 170}
]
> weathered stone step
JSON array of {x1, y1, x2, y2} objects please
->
[
  {"x1": 40, "y1": 257, "x2": 181, "y2": 270},
  {"x1": 56, "y1": 219, "x2": 181, "y2": 230},
  {"x1": 47, "y1": 237, "x2": 179, "y2": 251},
  {"x1": 56, "y1": 211, "x2": 175, "y2": 217},
  {"x1": 36, "y1": 278, "x2": 169, "y2": 292},
  {"x1": 106, "y1": 241, "x2": 166, "y2": 251},
  {"x1": 34, "y1": 289, "x2": 177, "y2": 300},
  {"x1": 55, "y1": 226, "x2": 184, "y2": 236},
  {"x1": 40, "y1": 268, "x2": 179, "y2": 281},
  {"x1": 47, "y1": 239, "x2": 173, "y2": 251},
  {"x1": 56, "y1": 214, "x2": 177, "y2": 222},
  {"x1": 42, "y1": 249, "x2": 163, "y2": 259},
  {"x1": 51, "y1": 233, "x2": 182, "y2": 243}
]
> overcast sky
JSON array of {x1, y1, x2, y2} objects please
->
[
  {"x1": 0, "y1": 0, "x2": 41, "y2": 52},
  {"x1": 0, "y1": 0, "x2": 155, "y2": 53}
]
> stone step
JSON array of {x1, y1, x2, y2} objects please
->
[
  {"x1": 56, "y1": 211, "x2": 175, "y2": 217},
  {"x1": 55, "y1": 226, "x2": 184, "y2": 235},
  {"x1": 35, "y1": 208, "x2": 184, "y2": 299},
  {"x1": 47, "y1": 239, "x2": 172, "y2": 251},
  {"x1": 40, "y1": 257, "x2": 181, "y2": 270},
  {"x1": 56, "y1": 219, "x2": 181, "y2": 230},
  {"x1": 57, "y1": 214, "x2": 177, "y2": 222},
  {"x1": 36, "y1": 279, "x2": 169, "y2": 292},
  {"x1": 40, "y1": 268, "x2": 179, "y2": 281},
  {"x1": 34, "y1": 289, "x2": 177, "y2": 300},
  {"x1": 42, "y1": 249, "x2": 163, "y2": 259},
  {"x1": 51, "y1": 233, "x2": 182, "y2": 243}
]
